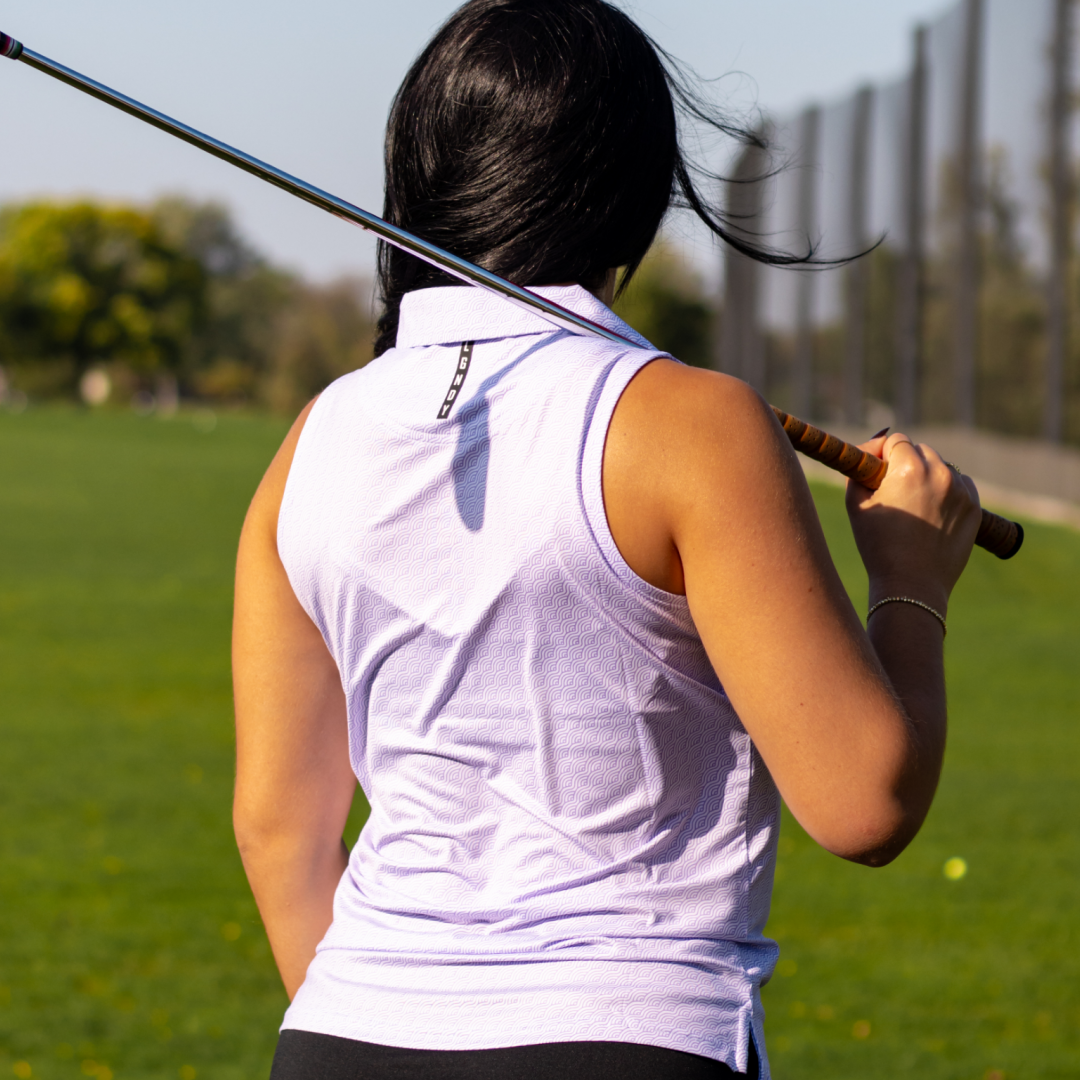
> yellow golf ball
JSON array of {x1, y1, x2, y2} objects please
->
[{"x1": 943, "y1": 857, "x2": 968, "y2": 881}]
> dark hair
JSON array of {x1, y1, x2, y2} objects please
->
[{"x1": 375, "y1": 0, "x2": 797, "y2": 356}]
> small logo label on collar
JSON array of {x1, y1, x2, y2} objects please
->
[{"x1": 437, "y1": 341, "x2": 475, "y2": 420}]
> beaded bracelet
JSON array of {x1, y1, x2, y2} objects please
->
[{"x1": 867, "y1": 596, "x2": 947, "y2": 638}]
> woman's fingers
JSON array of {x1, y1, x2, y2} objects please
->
[
  {"x1": 854, "y1": 433, "x2": 889, "y2": 460},
  {"x1": 904, "y1": 440, "x2": 982, "y2": 524},
  {"x1": 845, "y1": 431, "x2": 981, "y2": 604},
  {"x1": 881, "y1": 431, "x2": 927, "y2": 469}
]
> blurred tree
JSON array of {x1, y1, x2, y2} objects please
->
[
  {"x1": 263, "y1": 278, "x2": 375, "y2": 414},
  {"x1": 613, "y1": 241, "x2": 715, "y2": 368},
  {"x1": 0, "y1": 198, "x2": 384, "y2": 412},
  {"x1": 150, "y1": 198, "x2": 375, "y2": 413},
  {"x1": 0, "y1": 202, "x2": 207, "y2": 395},
  {"x1": 151, "y1": 197, "x2": 293, "y2": 394}
]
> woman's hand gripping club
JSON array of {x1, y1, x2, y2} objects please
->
[{"x1": 773, "y1": 409, "x2": 1024, "y2": 560}]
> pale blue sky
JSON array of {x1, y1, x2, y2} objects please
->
[{"x1": 0, "y1": 1, "x2": 949, "y2": 281}]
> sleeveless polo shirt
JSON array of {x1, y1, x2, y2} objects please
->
[{"x1": 277, "y1": 285, "x2": 780, "y2": 1077}]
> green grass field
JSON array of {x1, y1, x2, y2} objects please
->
[{"x1": 0, "y1": 407, "x2": 1076, "y2": 1080}]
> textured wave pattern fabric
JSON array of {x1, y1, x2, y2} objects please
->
[{"x1": 277, "y1": 286, "x2": 780, "y2": 1077}]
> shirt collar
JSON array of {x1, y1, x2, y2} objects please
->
[{"x1": 396, "y1": 284, "x2": 655, "y2": 350}]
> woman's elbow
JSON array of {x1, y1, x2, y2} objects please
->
[
  {"x1": 233, "y1": 800, "x2": 281, "y2": 865},
  {"x1": 232, "y1": 789, "x2": 306, "y2": 864},
  {"x1": 801, "y1": 796, "x2": 929, "y2": 868},
  {"x1": 232, "y1": 784, "x2": 351, "y2": 872}
]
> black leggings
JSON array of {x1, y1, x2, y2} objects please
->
[{"x1": 270, "y1": 1030, "x2": 759, "y2": 1080}]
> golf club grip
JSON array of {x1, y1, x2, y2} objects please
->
[{"x1": 772, "y1": 408, "x2": 1024, "y2": 560}]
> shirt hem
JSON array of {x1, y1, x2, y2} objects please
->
[{"x1": 282, "y1": 958, "x2": 770, "y2": 1078}]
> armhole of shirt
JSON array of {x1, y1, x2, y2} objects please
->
[
  {"x1": 276, "y1": 386, "x2": 336, "y2": 627},
  {"x1": 579, "y1": 352, "x2": 690, "y2": 611}
]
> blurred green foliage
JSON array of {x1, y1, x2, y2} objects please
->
[
  {"x1": 0, "y1": 199, "x2": 376, "y2": 414},
  {"x1": 0, "y1": 202, "x2": 207, "y2": 395},
  {"x1": 613, "y1": 241, "x2": 715, "y2": 367}
]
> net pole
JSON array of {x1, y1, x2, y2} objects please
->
[
  {"x1": 896, "y1": 25, "x2": 929, "y2": 427},
  {"x1": 844, "y1": 86, "x2": 873, "y2": 424},
  {"x1": 793, "y1": 106, "x2": 822, "y2": 417},
  {"x1": 1045, "y1": 0, "x2": 1074, "y2": 442},
  {"x1": 953, "y1": 0, "x2": 986, "y2": 428},
  {"x1": 720, "y1": 138, "x2": 768, "y2": 386}
]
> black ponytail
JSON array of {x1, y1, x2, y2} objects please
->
[{"x1": 375, "y1": 0, "x2": 800, "y2": 356}]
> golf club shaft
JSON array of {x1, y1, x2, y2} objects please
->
[{"x1": 0, "y1": 31, "x2": 1023, "y2": 559}]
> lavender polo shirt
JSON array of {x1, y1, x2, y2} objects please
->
[{"x1": 277, "y1": 285, "x2": 780, "y2": 1076}]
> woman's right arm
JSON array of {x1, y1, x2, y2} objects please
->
[
  {"x1": 603, "y1": 361, "x2": 981, "y2": 866},
  {"x1": 233, "y1": 401, "x2": 358, "y2": 997}
]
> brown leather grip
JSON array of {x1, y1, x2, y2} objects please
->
[
  {"x1": 771, "y1": 407, "x2": 1024, "y2": 561},
  {"x1": 974, "y1": 508, "x2": 1024, "y2": 560}
]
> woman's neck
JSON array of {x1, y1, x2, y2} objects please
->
[{"x1": 550, "y1": 268, "x2": 617, "y2": 307}]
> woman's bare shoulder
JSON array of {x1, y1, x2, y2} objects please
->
[
  {"x1": 603, "y1": 359, "x2": 808, "y2": 594},
  {"x1": 614, "y1": 359, "x2": 785, "y2": 455}
]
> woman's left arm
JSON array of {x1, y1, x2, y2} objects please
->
[{"x1": 232, "y1": 400, "x2": 357, "y2": 1000}]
